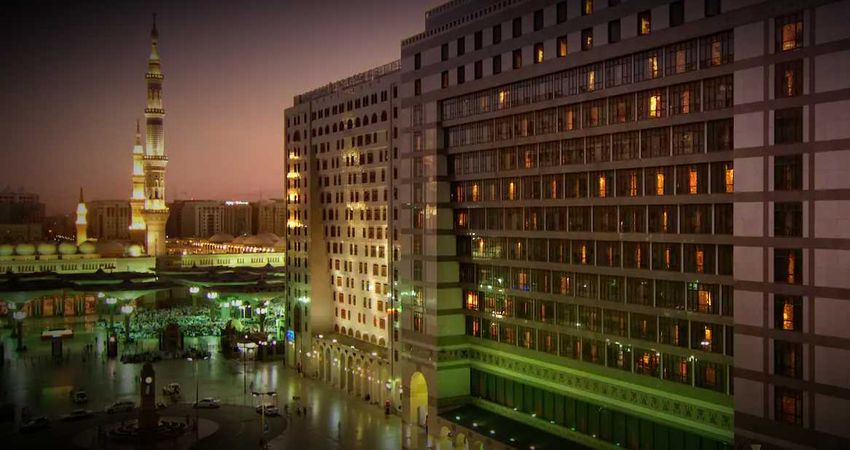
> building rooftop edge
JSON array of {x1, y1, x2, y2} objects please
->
[{"x1": 292, "y1": 60, "x2": 400, "y2": 105}]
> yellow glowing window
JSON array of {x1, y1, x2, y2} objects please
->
[
  {"x1": 704, "y1": 366, "x2": 717, "y2": 385},
  {"x1": 471, "y1": 319, "x2": 480, "y2": 336},
  {"x1": 550, "y1": 179, "x2": 559, "y2": 199},
  {"x1": 498, "y1": 90, "x2": 508, "y2": 109},
  {"x1": 524, "y1": 151, "x2": 535, "y2": 168},
  {"x1": 688, "y1": 168, "x2": 698, "y2": 194},
  {"x1": 703, "y1": 326, "x2": 713, "y2": 344},
  {"x1": 629, "y1": 172, "x2": 638, "y2": 197},
  {"x1": 786, "y1": 251, "x2": 796, "y2": 284},
  {"x1": 639, "y1": 15, "x2": 651, "y2": 35},
  {"x1": 682, "y1": 90, "x2": 691, "y2": 114},
  {"x1": 782, "y1": 23, "x2": 799, "y2": 51},
  {"x1": 649, "y1": 94, "x2": 662, "y2": 117},
  {"x1": 782, "y1": 302, "x2": 795, "y2": 330},
  {"x1": 587, "y1": 71, "x2": 596, "y2": 91},
  {"x1": 725, "y1": 167, "x2": 734, "y2": 193},
  {"x1": 565, "y1": 110, "x2": 576, "y2": 130},
  {"x1": 518, "y1": 271, "x2": 528, "y2": 289},
  {"x1": 784, "y1": 69, "x2": 796, "y2": 96},
  {"x1": 535, "y1": 47, "x2": 544, "y2": 64},
  {"x1": 559, "y1": 275, "x2": 570, "y2": 294},
  {"x1": 662, "y1": 210, "x2": 669, "y2": 232},
  {"x1": 711, "y1": 41, "x2": 722, "y2": 65},
  {"x1": 508, "y1": 182, "x2": 516, "y2": 200},
  {"x1": 598, "y1": 175, "x2": 607, "y2": 197},
  {"x1": 649, "y1": 55, "x2": 659, "y2": 78},
  {"x1": 635, "y1": 246, "x2": 642, "y2": 268},
  {"x1": 466, "y1": 291, "x2": 479, "y2": 310},
  {"x1": 558, "y1": 39, "x2": 568, "y2": 57},
  {"x1": 678, "y1": 359, "x2": 689, "y2": 377},
  {"x1": 656, "y1": 172, "x2": 665, "y2": 195},
  {"x1": 580, "y1": 243, "x2": 587, "y2": 264},
  {"x1": 664, "y1": 247, "x2": 672, "y2": 269},
  {"x1": 583, "y1": 0, "x2": 593, "y2": 16},
  {"x1": 671, "y1": 324, "x2": 680, "y2": 345},
  {"x1": 471, "y1": 183, "x2": 480, "y2": 201},
  {"x1": 696, "y1": 249, "x2": 705, "y2": 273}
]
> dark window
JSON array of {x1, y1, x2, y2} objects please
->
[
  {"x1": 672, "y1": 123, "x2": 704, "y2": 155},
  {"x1": 774, "y1": 296, "x2": 802, "y2": 331},
  {"x1": 705, "y1": 0, "x2": 721, "y2": 17},
  {"x1": 414, "y1": 79, "x2": 421, "y2": 96},
  {"x1": 534, "y1": 9, "x2": 544, "y2": 31},
  {"x1": 512, "y1": 49, "x2": 522, "y2": 69},
  {"x1": 493, "y1": 54, "x2": 502, "y2": 75},
  {"x1": 666, "y1": 39, "x2": 698, "y2": 75},
  {"x1": 774, "y1": 248, "x2": 803, "y2": 284},
  {"x1": 775, "y1": 107, "x2": 803, "y2": 144},
  {"x1": 775, "y1": 387, "x2": 803, "y2": 425},
  {"x1": 776, "y1": 60, "x2": 803, "y2": 98},
  {"x1": 707, "y1": 119, "x2": 733, "y2": 152},
  {"x1": 776, "y1": 12, "x2": 803, "y2": 52},
  {"x1": 581, "y1": 28, "x2": 593, "y2": 51},
  {"x1": 493, "y1": 24, "x2": 502, "y2": 44},
  {"x1": 605, "y1": 54, "x2": 632, "y2": 87},
  {"x1": 557, "y1": 36, "x2": 568, "y2": 57},
  {"x1": 582, "y1": 0, "x2": 593, "y2": 16},
  {"x1": 457, "y1": 66, "x2": 465, "y2": 85},
  {"x1": 557, "y1": 2, "x2": 567, "y2": 23},
  {"x1": 638, "y1": 11, "x2": 651, "y2": 36},
  {"x1": 775, "y1": 154, "x2": 803, "y2": 190},
  {"x1": 414, "y1": 53, "x2": 421, "y2": 70},
  {"x1": 441, "y1": 71, "x2": 449, "y2": 89},
  {"x1": 715, "y1": 204, "x2": 733, "y2": 234},
  {"x1": 474, "y1": 60, "x2": 483, "y2": 80},
  {"x1": 703, "y1": 75, "x2": 733, "y2": 110},
  {"x1": 512, "y1": 17, "x2": 522, "y2": 38},
  {"x1": 775, "y1": 202, "x2": 802, "y2": 237},
  {"x1": 441, "y1": 43, "x2": 449, "y2": 61},
  {"x1": 670, "y1": 1, "x2": 685, "y2": 27},
  {"x1": 642, "y1": 127, "x2": 670, "y2": 158},
  {"x1": 608, "y1": 0, "x2": 620, "y2": 6},
  {"x1": 610, "y1": 94, "x2": 634, "y2": 124},
  {"x1": 457, "y1": 37, "x2": 465, "y2": 56},
  {"x1": 474, "y1": 31, "x2": 483, "y2": 50},
  {"x1": 775, "y1": 340, "x2": 803, "y2": 378},
  {"x1": 608, "y1": 20, "x2": 621, "y2": 43}
]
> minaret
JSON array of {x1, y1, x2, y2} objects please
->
[
  {"x1": 75, "y1": 187, "x2": 88, "y2": 245},
  {"x1": 141, "y1": 13, "x2": 169, "y2": 257},
  {"x1": 129, "y1": 119, "x2": 146, "y2": 244}
]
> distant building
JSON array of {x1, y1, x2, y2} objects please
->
[
  {"x1": 0, "y1": 188, "x2": 45, "y2": 242},
  {"x1": 251, "y1": 199, "x2": 286, "y2": 236},
  {"x1": 86, "y1": 200, "x2": 131, "y2": 241},
  {"x1": 178, "y1": 200, "x2": 253, "y2": 238}
]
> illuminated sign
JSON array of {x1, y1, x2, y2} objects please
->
[{"x1": 286, "y1": 330, "x2": 295, "y2": 342}]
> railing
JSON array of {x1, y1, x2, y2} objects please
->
[{"x1": 296, "y1": 60, "x2": 400, "y2": 103}]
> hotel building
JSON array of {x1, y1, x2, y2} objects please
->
[{"x1": 391, "y1": 0, "x2": 850, "y2": 449}]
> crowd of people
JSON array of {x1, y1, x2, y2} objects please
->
[
  {"x1": 97, "y1": 306, "x2": 227, "y2": 339},
  {"x1": 120, "y1": 346, "x2": 212, "y2": 364}
]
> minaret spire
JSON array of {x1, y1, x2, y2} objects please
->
[{"x1": 76, "y1": 187, "x2": 88, "y2": 245}]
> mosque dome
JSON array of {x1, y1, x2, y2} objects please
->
[
  {"x1": 58, "y1": 242, "x2": 78, "y2": 255},
  {"x1": 96, "y1": 240, "x2": 126, "y2": 257},
  {"x1": 127, "y1": 244, "x2": 143, "y2": 257},
  {"x1": 78, "y1": 241, "x2": 97, "y2": 254},
  {"x1": 209, "y1": 233, "x2": 234, "y2": 243},
  {"x1": 37, "y1": 243, "x2": 57, "y2": 255},
  {"x1": 15, "y1": 243, "x2": 35, "y2": 256},
  {"x1": 0, "y1": 244, "x2": 14, "y2": 256},
  {"x1": 255, "y1": 232, "x2": 281, "y2": 243},
  {"x1": 232, "y1": 235, "x2": 248, "y2": 244}
]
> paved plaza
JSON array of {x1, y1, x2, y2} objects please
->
[{"x1": 0, "y1": 318, "x2": 406, "y2": 449}]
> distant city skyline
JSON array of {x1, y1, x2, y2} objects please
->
[{"x1": 0, "y1": 0, "x2": 440, "y2": 214}]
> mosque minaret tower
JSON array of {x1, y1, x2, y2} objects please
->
[
  {"x1": 129, "y1": 119, "x2": 146, "y2": 245},
  {"x1": 140, "y1": 13, "x2": 169, "y2": 257}
]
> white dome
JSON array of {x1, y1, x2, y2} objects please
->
[
  {"x1": 127, "y1": 244, "x2": 143, "y2": 257},
  {"x1": 78, "y1": 241, "x2": 96, "y2": 254},
  {"x1": 96, "y1": 240, "x2": 126, "y2": 257},
  {"x1": 232, "y1": 235, "x2": 248, "y2": 244},
  {"x1": 15, "y1": 243, "x2": 35, "y2": 256},
  {"x1": 58, "y1": 242, "x2": 77, "y2": 255},
  {"x1": 209, "y1": 233, "x2": 235, "y2": 243},
  {"x1": 255, "y1": 232, "x2": 281, "y2": 243},
  {"x1": 37, "y1": 243, "x2": 57, "y2": 255},
  {"x1": 0, "y1": 244, "x2": 14, "y2": 256}
]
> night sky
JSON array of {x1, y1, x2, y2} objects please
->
[{"x1": 0, "y1": 0, "x2": 439, "y2": 214}]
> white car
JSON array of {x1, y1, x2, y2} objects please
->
[
  {"x1": 106, "y1": 400, "x2": 135, "y2": 413},
  {"x1": 194, "y1": 398, "x2": 221, "y2": 409},
  {"x1": 255, "y1": 404, "x2": 279, "y2": 416}
]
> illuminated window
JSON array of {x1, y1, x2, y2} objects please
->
[
  {"x1": 688, "y1": 168, "x2": 698, "y2": 194},
  {"x1": 649, "y1": 93, "x2": 662, "y2": 117},
  {"x1": 465, "y1": 291, "x2": 479, "y2": 310},
  {"x1": 582, "y1": 0, "x2": 593, "y2": 16},
  {"x1": 581, "y1": 28, "x2": 593, "y2": 51},
  {"x1": 777, "y1": 12, "x2": 803, "y2": 52},
  {"x1": 557, "y1": 36, "x2": 568, "y2": 57},
  {"x1": 508, "y1": 181, "x2": 516, "y2": 200},
  {"x1": 598, "y1": 175, "x2": 607, "y2": 197},
  {"x1": 776, "y1": 60, "x2": 803, "y2": 98},
  {"x1": 774, "y1": 296, "x2": 802, "y2": 331},
  {"x1": 695, "y1": 248, "x2": 705, "y2": 273},
  {"x1": 775, "y1": 387, "x2": 803, "y2": 425},
  {"x1": 656, "y1": 172, "x2": 665, "y2": 195},
  {"x1": 498, "y1": 89, "x2": 508, "y2": 109},
  {"x1": 725, "y1": 167, "x2": 734, "y2": 193},
  {"x1": 471, "y1": 183, "x2": 480, "y2": 202},
  {"x1": 587, "y1": 71, "x2": 596, "y2": 92},
  {"x1": 534, "y1": 43, "x2": 544, "y2": 64},
  {"x1": 638, "y1": 11, "x2": 651, "y2": 36},
  {"x1": 580, "y1": 243, "x2": 588, "y2": 264},
  {"x1": 629, "y1": 172, "x2": 638, "y2": 197},
  {"x1": 661, "y1": 210, "x2": 669, "y2": 232},
  {"x1": 649, "y1": 55, "x2": 659, "y2": 78}
]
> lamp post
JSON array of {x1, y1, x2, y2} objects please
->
[
  {"x1": 105, "y1": 297, "x2": 117, "y2": 334},
  {"x1": 120, "y1": 304, "x2": 134, "y2": 343},
  {"x1": 13, "y1": 311, "x2": 26, "y2": 352},
  {"x1": 189, "y1": 286, "x2": 200, "y2": 308},
  {"x1": 206, "y1": 291, "x2": 218, "y2": 320},
  {"x1": 231, "y1": 300, "x2": 243, "y2": 319},
  {"x1": 256, "y1": 305, "x2": 268, "y2": 335},
  {"x1": 252, "y1": 390, "x2": 276, "y2": 444}
]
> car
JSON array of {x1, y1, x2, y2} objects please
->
[
  {"x1": 105, "y1": 400, "x2": 134, "y2": 413},
  {"x1": 19, "y1": 416, "x2": 49, "y2": 433},
  {"x1": 162, "y1": 383, "x2": 181, "y2": 396},
  {"x1": 71, "y1": 391, "x2": 88, "y2": 404},
  {"x1": 62, "y1": 409, "x2": 94, "y2": 421},
  {"x1": 255, "y1": 404, "x2": 279, "y2": 416},
  {"x1": 156, "y1": 401, "x2": 168, "y2": 410},
  {"x1": 194, "y1": 398, "x2": 221, "y2": 409}
]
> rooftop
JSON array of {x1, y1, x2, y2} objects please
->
[{"x1": 294, "y1": 60, "x2": 400, "y2": 104}]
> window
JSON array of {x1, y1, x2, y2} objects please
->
[
  {"x1": 492, "y1": 24, "x2": 502, "y2": 45},
  {"x1": 775, "y1": 107, "x2": 803, "y2": 144},
  {"x1": 707, "y1": 119, "x2": 733, "y2": 152},
  {"x1": 414, "y1": 79, "x2": 421, "y2": 96},
  {"x1": 672, "y1": 123, "x2": 704, "y2": 155},
  {"x1": 775, "y1": 154, "x2": 802, "y2": 190},
  {"x1": 493, "y1": 54, "x2": 502, "y2": 75},
  {"x1": 474, "y1": 60, "x2": 483, "y2": 80},
  {"x1": 608, "y1": 20, "x2": 621, "y2": 43},
  {"x1": 677, "y1": 164, "x2": 708, "y2": 194},
  {"x1": 475, "y1": 30, "x2": 483, "y2": 50},
  {"x1": 705, "y1": 0, "x2": 721, "y2": 17},
  {"x1": 534, "y1": 9, "x2": 543, "y2": 31},
  {"x1": 776, "y1": 60, "x2": 803, "y2": 98},
  {"x1": 774, "y1": 296, "x2": 802, "y2": 331},
  {"x1": 701, "y1": 31, "x2": 734, "y2": 67},
  {"x1": 638, "y1": 89, "x2": 665, "y2": 119},
  {"x1": 775, "y1": 202, "x2": 802, "y2": 237},
  {"x1": 441, "y1": 43, "x2": 449, "y2": 61},
  {"x1": 534, "y1": 42, "x2": 544, "y2": 64},
  {"x1": 774, "y1": 248, "x2": 802, "y2": 284},
  {"x1": 642, "y1": 127, "x2": 670, "y2": 158},
  {"x1": 512, "y1": 17, "x2": 522, "y2": 38},
  {"x1": 670, "y1": 82, "x2": 700, "y2": 115},
  {"x1": 666, "y1": 40, "x2": 698, "y2": 75},
  {"x1": 441, "y1": 71, "x2": 449, "y2": 89},
  {"x1": 670, "y1": 1, "x2": 684, "y2": 27},
  {"x1": 557, "y1": 2, "x2": 567, "y2": 23},
  {"x1": 605, "y1": 55, "x2": 632, "y2": 88},
  {"x1": 610, "y1": 94, "x2": 634, "y2": 123},
  {"x1": 711, "y1": 161, "x2": 734, "y2": 193},
  {"x1": 582, "y1": 0, "x2": 593, "y2": 16},
  {"x1": 638, "y1": 11, "x2": 651, "y2": 35},
  {"x1": 457, "y1": 37, "x2": 465, "y2": 56},
  {"x1": 581, "y1": 28, "x2": 593, "y2": 51},
  {"x1": 634, "y1": 48, "x2": 662, "y2": 81},
  {"x1": 457, "y1": 66, "x2": 465, "y2": 85},
  {"x1": 703, "y1": 75, "x2": 733, "y2": 110},
  {"x1": 775, "y1": 340, "x2": 803, "y2": 378},
  {"x1": 557, "y1": 36, "x2": 568, "y2": 57},
  {"x1": 775, "y1": 387, "x2": 803, "y2": 425},
  {"x1": 512, "y1": 49, "x2": 522, "y2": 69},
  {"x1": 414, "y1": 53, "x2": 421, "y2": 70},
  {"x1": 776, "y1": 12, "x2": 803, "y2": 52}
]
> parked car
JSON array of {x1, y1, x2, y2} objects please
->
[
  {"x1": 19, "y1": 416, "x2": 49, "y2": 433},
  {"x1": 62, "y1": 409, "x2": 93, "y2": 421},
  {"x1": 194, "y1": 398, "x2": 221, "y2": 409},
  {"x1": 162, "y1": 383, "x2": 181, "y2": 397},
  {"x1": 106, "y1": 400, "x2": 134, "y2": 413},
  {"x1": 255, "y1": 404, "x2": 279, "y2": 416},
  {"x1": 71, "y1": 391, "x2": 88, "y2": 404}
]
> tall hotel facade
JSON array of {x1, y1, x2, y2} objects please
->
[
  {"x1": 287, "y1": 0, "x2": 850, "y2": 449},
  {"x1": 284, "y1": 63, "x2": 403, "y2": 409}
]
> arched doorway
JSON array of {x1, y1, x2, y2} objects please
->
[{"x1": 409, "y1": 371, "x2": 428, "y2": 427}]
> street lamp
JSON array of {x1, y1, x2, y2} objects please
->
[
  {"x1": 256, "y1": 304, "x2": 268, "y2": 335},
  {"x1": 12, "y1": 311, "x2": 26, "y2": 352},
  {"x1": 105, "y1": 297, "x2": 118, "y2": 333},
  {"x1": 251, "y1": 390, "x2": 277, "y2": 444},
  {"x1": 189, "y1": 286, "x2": 201, "y2": 308},
  {"x1": 187, "y1": 356, "x2": 209, "y2": 407},
  {"x1": 120, "y1": 304, "x2": 134, "y2": 343}
]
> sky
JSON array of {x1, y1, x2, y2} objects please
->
[{"x1": 0, "y1": 0, "x2": 440, "y2": 215}]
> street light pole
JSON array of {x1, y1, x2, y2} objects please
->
[
  {"x1": 105, "y1": 297, "x2": 117, "y2": 334},
  {"x1": 120, "y1": 305, "x2": 134, "y2": 343},
  {"x1": 189, "y1": 286, "x2": 200, "y2": 308},
  {"x1": 13, "y1": 311, "x2": 26, "y2": 352}
]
